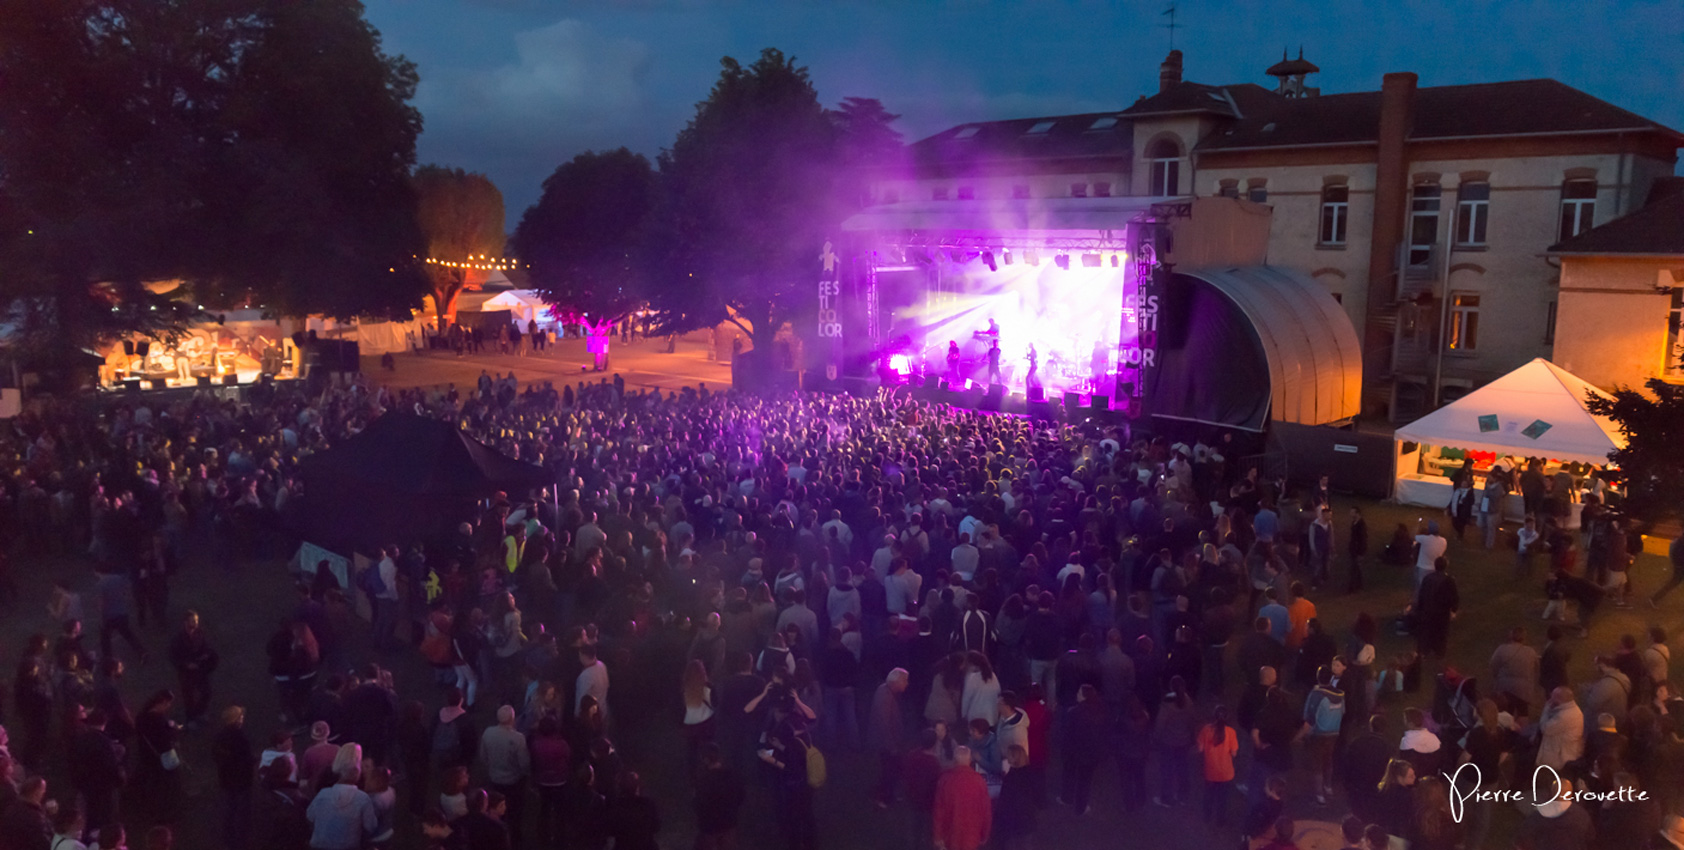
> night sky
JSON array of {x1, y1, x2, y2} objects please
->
[{"x1": 362, "y1": 0, "x2": 1684, "y2": 217}]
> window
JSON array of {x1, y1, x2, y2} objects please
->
[
  {"x1": 1087, "y1": 116, "x2": 1120, "y2": 132},
  {"x1": 953, "y1": 126, "x2": 981, "y2": 140},
  {"x1": 1146, "y1": 138, "x2": 1180, "y2": 196},
  {"x1": 1069, "y1": 183, "x2": 1088, "y2": 198},
  {"x1": 1409, "y1": 183, "x2": 1442, "y2": 266},
  {"x1": 1448, "y1": 293, "x2": 1480, "y2": 352},
  {"x1": 1319, "y1": 185, "x2": 1349, "y2": 245},
  {"x1": 1218, "y1": 180, "x2": 1239, "y2": 199},
  {"x1": 1093, "y1": 181, "x2": 1112, "y2": 198},
  {"x1": 1026, "y1": 120, "x2": 1057, "y2": 135},
  {"x1": 956, "y1": 185, "x2": 975, "y2": 200},
  {"x1": 1666, "y1": 288, "x2": 1684, "y2": 380},
  {"x1": 1559, "y1": 179, "x2": 1597, "y2": 241},
  {"x1": 1248, "y1": 185, "x2": 1268, "y2": 203},
  {"x1": 1545, "y1": 301, "x2": 1557, "y2": 346},
  {"x1": 1012, "y1": 184, "x2": 1030, "y2": 200},
  {"x1": 932, "y1": 187, "x2": 949, "y2": 201},
  {"x1": 1455, "y1": 182, "x2": 1490, "y2": 246}
]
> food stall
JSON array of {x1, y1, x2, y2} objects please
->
[{"x1": 1392, "y1": 358, "x2": 1624, "y2": 526}]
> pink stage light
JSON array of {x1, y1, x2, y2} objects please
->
[{"x1": 888, "y1": 354, "x2": 911, "y2": 374}]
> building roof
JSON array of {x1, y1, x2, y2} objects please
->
[
  {"x1": 1546, "y1": 191, "x2": 1684, "y2": 256},
  {"x1": 1201, "y1": 78, "x2": 1682, "y2": 151},
  {"x1": 1394, "y1": 358, "x2": 1624, "y2": 465},
  {"x1": 907, "y1": 112, "x2": 1131, "y2": 173},
  {"x1": 1265, "y1": 49, "x2": 1320, "y2": 77}
]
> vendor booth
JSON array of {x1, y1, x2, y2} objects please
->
[
  {"x1": 1392, "y1": 358, "x2": 1624, "y2": 524},
  {"x1": 481, "y1": 290, "x2": 555, "y2": 330}
]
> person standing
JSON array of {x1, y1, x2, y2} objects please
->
[
  {"x1": 868, "y1": 668, "x2": 909, "y2": 808},
  {"x1": 168, "y1": 610, "x2": 219, "y2": 730},
  {"x1": 304, "y1": 750, "x2": 378, "y2": 850},
  {"x1": 213, "y1": 705, "x2": 257, "y2": 850},
  {"x1": 1061, "y1": 684, "x2": 1109, "y2": 815},
  {"x1": 67, "y1": 708, "x2": 125, "y2": 835},
  {"x1": 1415, "y1": 558, "x2": 1459, "y2": 660},
  {"x1": 1413, "y1": 521, "x2": 1448, "y2": 602},
  {"x1": 479, "y1": 705, "x2": 530, "y2": 848},
  {"x1": 96, "y1": 569, "x2": 148, "y2": 663},
  {"x1": 903, "y1": 730, "x2": 944, "y2": 850},
  {"x1": 933, "y1": 746, "x2": 991, "y2": 850},
  {"x1": 1346, "y1": 507, "x2": 1369, "y2": 593},
  {"x1": 986, "y1": 341, "x2": 1002, "y2": 387},
  {"x1": 1197, "y1": 705, "x2": 1239, "y2": 825},
  {"x1": 1308, "y1": 506, "x2": 1333, "y2": 589},
  {"x1": 1537, "y1": 686, "x2": 1585, "y2": 771},
  {"x1": 1648, "y1": 534, "x2": 1684, "y2": 607},
  {"x1": 1489, "y1": 627, "x2": 1541, "y2": 708},
  {"x1": 693, "y1": 743, "x2": 746, "y2": 850}
]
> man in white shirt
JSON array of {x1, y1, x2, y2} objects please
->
[
  {"x1": 885, "y1": 558, "x2": 923, "y2": 616},
  {"x1": 950, "y1": 534, "x2": 980, "y2": 582},
  {"x1": 574, "y1": 643, "x2": 610, "y2": 724},
  {"x1": 820, "y1": 510, "x2": 854, "y2": 550},
  {"x1": 871, "y1": 536, "x2": 901, "y2": 582},
  {"x1": 574, "y1": 511, "x2": 606, "y2": 559},
  {"x1": 1414, "y1": 520, "x2": 1448, "y2": 601}
]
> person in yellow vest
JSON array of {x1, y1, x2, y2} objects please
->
[{"x1": 503, "y1": 524, "x2": 526, "y2": 576}]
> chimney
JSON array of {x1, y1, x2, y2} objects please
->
[
  {"x1": 1158, "y1": 50, "x2": 1183, "y2": 94},
  {"x1": 1362, "y1": 71, "x2": 1417, "y2": 402}
]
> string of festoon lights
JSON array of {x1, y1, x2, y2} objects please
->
[{"x1": 421, "y1": 254, "x2": 522, "y2": 271}]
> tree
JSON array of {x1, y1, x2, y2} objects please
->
[
  {"x1": 510, "y1": 149, "x2": 656, "y2": 325},
  {"x1": 412, "y1": 166, "x2": 506, "y2": 327},
  {"x1": 830, "y1": 97, "x2": 905, "y2": 208},
  {"x1": 1585, "y1": 380, "x2": 1684, "y2": 525},
  {"x1": 0, "y1": 0, "x2": 428, "y2": 352},
  {"x1": 648, "y1": 49, "x2": 842, "y2": 373}
]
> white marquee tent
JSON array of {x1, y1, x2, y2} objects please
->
[
  {"x1": 1393, "y1": 358, "x2": 1626, "y2": 515},
  {"x1": 482, "y1": 290, "x2": 554, "y2": 327}
]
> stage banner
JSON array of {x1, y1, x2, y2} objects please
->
[
  {"x1": 1118, "y1": 237, "x2": 1162, "y2": 408},
  {"x1": 815, "y1": 239, "x2": 843, "y2": 382}
]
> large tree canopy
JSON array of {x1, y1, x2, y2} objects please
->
[
  {"x1": 648, "y1": 49, "x2": 843, "y2": 357},
  {"x1": 0, "y1": 0, "x2": 427, "y2": 350},
  {"x1": 1585, "y1": 379, "x2": 1684, "y2": 525},
  {"x1": 413, "y1": 165, "x2": 505, "y2": 325},
  {"x1": 510, "y1": 149, "x2": 656, "y2": 325}
]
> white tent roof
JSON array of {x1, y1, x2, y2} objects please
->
[
  {"x1": 481, "y1": 290, "x2": 549, "y2": 312},
  {"x1": 1394, "y1": 358, "x2": 1625, "y2": 465}
]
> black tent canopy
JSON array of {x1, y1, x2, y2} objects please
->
[{"x1": 296, "y1": 413, "x2": 549, "y2": 554}]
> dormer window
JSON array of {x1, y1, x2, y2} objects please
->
[
  {"x1": 1146, "y1": 137, "x2": 1182, "y2": 196},
  {"x1": 1087, "y1": 116, "x2": 1120, "y2": 132},
  {"x1": 954, "y1": 126, "x2": 981, "y2": 140},
  {"x1": 1026, "y1": 120, "x2": 1057, "y2": 135}
]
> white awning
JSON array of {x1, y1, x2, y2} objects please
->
[{"x1": 1394, "y1": 358, "x2": 1625, "y2": 465}]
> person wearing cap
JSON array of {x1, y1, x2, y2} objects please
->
[{"x1": 300, "y1": 722, "x2": 339, "y2": 791}]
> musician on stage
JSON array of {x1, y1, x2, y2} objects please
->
[
  {"x1": 1025, "y1": 344, "x2": 1039, "y2": 391},
  {"x1": 947, "y1": 341, "x2": 961, "y2": 382},
  {"x1": 987, "y1": 340, "x2": 1002, "y2": 386}
]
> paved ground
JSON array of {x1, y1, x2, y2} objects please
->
[
  {"x1": 14, "y1": 347, "x2": 1680, "y2": 848},
  {"x1": 361, "y1": 331, "x2": 734, "y2": 396}
]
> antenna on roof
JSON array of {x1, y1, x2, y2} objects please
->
[{"x1": 1161, "y1": 3, "x2": 1180, "y2": 51}]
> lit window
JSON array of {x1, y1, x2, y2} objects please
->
[
  {"x1": 1666, "y1": 287, "x2": 1684, "y2": 380},
  {"x1": 1146, "y1": 138, "x2": 1181, "y2": 196},
  {"x1": 1070, "y1": 183, "x2": 1088, "y2": 198},
  {"x1": 1247, "y1": 185, "x2": 1268, "y2": 203},
  {"x1": 1319, "y1": 185, "x2": 1349, "y2": 245},
  {"x1": 957, "y1": 186, "x2": 975, "y2": 200},
  {"x1": 932, "y1": 187, "x2": 949, "y2": 201},
  {"x1": 1026, "y1": 120, "x2": 1057, "y2": 135},
  {"x1": 1455, "y1": 182, "x2": 1490, "y2": 246},
  {"x1": 1093, "y1": 181, "x2": 1112, "y2": 198},
  {"x1": 1559, "y1": 179, "x2": 1597, "y2": 241},
  {"x1": 1012, "y1": 185, "x2": 1030, "y2": 199},
  {"x1": 1448, "y1": 293, "x2": 1480, "y2": 352}
]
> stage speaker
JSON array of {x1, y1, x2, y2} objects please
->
[
  {"x1": 221, "y1": 373, "x2": 239, "y2": 386},
  {"x1": 1027, "y1": 386, "x2": 1045, "y2": 403},
  {"x1": 122, "y1": 379, "x2": 142, "y2": 392},
  {"x1": 923, "y1": 373, "x2": 941, "y2": 390},
  {"x1": 196, "y1": 376, "x2": 212, "y2": 388},
  {"x1": 1090, "y1": 395, "x2": 1110, "y2": 410},
  {"x1": 980, "y1": 385, "x2": 1004, "y2": 412},
  {"x1": 148, "y1": 378, "x2": 168, "y2": 390},
  {"x1": 1028, "y1": 400, "x2": 1054, "y2": 420},
  {"x1": 135, "y1": 341, "x2": 150, "y2": 357},
  {"x1": 1063, "y1": 391, "x2": 1082, "y2": 409}
]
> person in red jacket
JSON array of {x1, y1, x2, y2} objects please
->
[{"x1": 933, "y1": 747, "x2": 992, "y2": 850}]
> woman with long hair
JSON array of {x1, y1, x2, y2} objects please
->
[
  {"x1": 961, "y1": 651, "x2": 1001, "y2": 727},
  {"x1": 1197, "y1": 705, "x2": 1239, "y2": 823},
  {"x1": 1409, "y1": 776, "x2": 1463, "y2": 850},
  {"x1": 925, "y1": 652, "x2": 965, "y2": 726},
  {"x1": 1375, "y1": 758, "x2": 1418, "y2": 841},
  {"x1": 680, "y1": 658, "x2": 715, "y2": 767}
]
